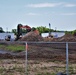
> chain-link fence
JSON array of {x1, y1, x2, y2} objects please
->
[
  {"x1": 26, "y1": 42, "x2": 76, "y2": 75},
  {"x1": 0, "y1": 41, "x2": 76, "y2": 75}
]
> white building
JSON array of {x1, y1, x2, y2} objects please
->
[
  {"x1": 51, "y1": 32, "x2": 65, "y2": 38},
  {"x1": 0, "y1": 33, "x2": 15, "y2": 40},
  {"x1": 41, "y1": 32, "x2": 65, "y2": 38}
]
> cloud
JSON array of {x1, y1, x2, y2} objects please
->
[
  {"x1": 26, "y1": 2, "x2": 76, "y2": 8},
  {"x1": 64, "y1": 3, "x2": 76, "y2": 7},
  {"x1": 60, "y1": 13, "x2": 76, "y2": 16},
  {"x1": 26, "y1": 13, "x2": 40, "y2": 16},
  {"x1": 26, "y1": 3, "x2": 63, "y2": 8}
]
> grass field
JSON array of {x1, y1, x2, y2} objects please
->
[
  {"x1": 0, "y1": 44, "x2": 25, "y2": 52},
  {"x1": 0, "y1": 58, "x2": 76, "y2": 75}
]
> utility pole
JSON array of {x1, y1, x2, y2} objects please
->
[
  {"x1": 55, "y1": 27, "x2": 57, "y2": 32},
  {"x1": 6, "y1": 27, "x2": 8, "y2": 33},
  {"x1": 49, "y1": 23, "x2": 51, "y2": 36}
]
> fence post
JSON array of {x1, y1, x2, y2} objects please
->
[
  {"x1": 66, "y1": 42, "x2": 69, "y2": 75},
  {"x1": 25, "y1": 42, "x2": 28, "y2": 75}
]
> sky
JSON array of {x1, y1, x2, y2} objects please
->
[{"x1": 0, "y1": 0, "x2": 76, "y2": 31}]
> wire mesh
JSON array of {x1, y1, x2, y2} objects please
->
[
  {"x1": 0, "y1": 41, "x2": 76, "y2": 75},
  {"x1": 27, "y1": 42, "x2": 66, "y2": 75}
]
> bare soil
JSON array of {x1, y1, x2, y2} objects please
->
[{"x1": 0, "y1": 41, "x2": 76, "y2": 75}]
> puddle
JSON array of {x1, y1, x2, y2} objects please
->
[{"x1": 0, "y1": 50, "x2": 19, "y2": 55}]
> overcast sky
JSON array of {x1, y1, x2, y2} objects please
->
[{"x1": 0, "y1": 0, "x2": 76, "y2": 31}]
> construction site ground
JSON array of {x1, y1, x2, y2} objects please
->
[{"x1": 0, "y1": 41, "x2": 76, "y2": 75}]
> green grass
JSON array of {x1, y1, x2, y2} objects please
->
[
  {"x1": 6, "y1": 45, "x2": 25, "y2": 52},
  {"x1": 0, "y1": 45, "x2": 5, "y2": 48},
  {"x1": 0, "y1": 44, "x2": 25, "y2": 52}
]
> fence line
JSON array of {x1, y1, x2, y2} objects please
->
[
  {"x1": 1, "y1": 41, "x2": 76, "y2": 44},
  {"x1": 25, "y1": 42, "x2": 76, "y2": 75},
  {"x1": 25, "y1": 42, "x2": 28, "y2": 75},
  {"x1": 66, "y1": 42, "x2": 69, "y2": 75}
]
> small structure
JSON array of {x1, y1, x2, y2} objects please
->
[
  {"x1": 41, "y1": 32, "x2": 65, "y2": 38},
  {"x1": 41, "y1": 33, "x2": 49, "y2": 37},
  {"x1": 0, "y1": 33, "x2": 15, "y2": 41},
  {"x1": 51, "y1": 32, "x2": 65, "y2": 38}
]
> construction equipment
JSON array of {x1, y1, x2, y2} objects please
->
[
  {"x1": 16, "y1": 24, "x2": 31, "y2": 40},
  {"x1": 15, "y1": 24, "x2": 40, "y2": 41}
]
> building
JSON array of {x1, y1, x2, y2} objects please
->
[
  {"x1": 41, "y1": 32, "x2": 65, "y2": 38},
  {"x1": 0, "y1": 33, "x2": 15, "y2": 41}
]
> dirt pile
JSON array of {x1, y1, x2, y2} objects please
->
[
  {"x1": 51, "y1": 34, "x2": 76, "y2": 42},
  {"x1": 20, "y1": 31, "x2": 44, "y2": 41}
]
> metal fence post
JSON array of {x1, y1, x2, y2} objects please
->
[
  {"x1": 66, "y1": 42, "x2": 69, "y2": 75},
  {"x1": 25, "y1": 42, "x2": 28, "y2": 75}
]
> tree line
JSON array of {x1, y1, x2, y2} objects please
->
[
  {"x1": 12, "y1": 26, "x2": 59, "y2": 35},
  {"x1": 0, "y1": 26, "x2": 76, "y2": 36}
]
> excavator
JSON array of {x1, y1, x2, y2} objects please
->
[{"x1": 16, "y1": 24, "x2": 39, "y2": 40}]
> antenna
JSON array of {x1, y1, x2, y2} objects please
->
[
  {"x1": 49, "y1": 23, "x2": 51, "y2": 36},
  {"x1": 6, "y1": 27, "x2": 8, "y2": 33}
]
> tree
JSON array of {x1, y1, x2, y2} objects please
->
[
  {"x1": 0, "y1": 27, "x2": 4, "y2": 33},
  {"x1": 36, "y1": 26, "x2": 54, "y2": 34},
  {"x1": 12, "y1": 29, "x2": 17, "y2": 35},
  {"x1": 72, "y1": 30, "x2": 76, "y2": 36}
]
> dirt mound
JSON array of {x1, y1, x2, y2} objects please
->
[
  {"x1": 20, "y1": 31, "x2": 44, "y2": 41},
  {"x1": 51, "y1": 34, "x2": 76, "y2": 42}
]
